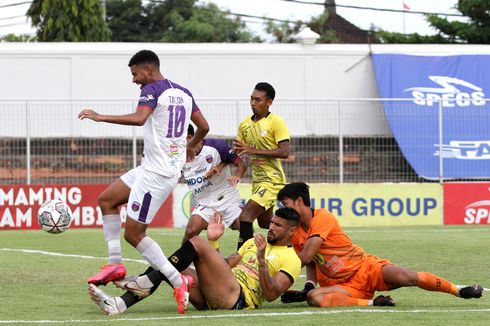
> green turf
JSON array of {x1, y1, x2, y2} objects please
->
[{"x1": 1, "y1": 225, "x2": 489, "y2": 325}]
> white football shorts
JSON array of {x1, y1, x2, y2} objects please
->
[
  {"x1": 191, "y1": 192, "x2": 243, "y2": 228},
  {"x1": 121, "y1": 166, "x2": 178, "y2": 225}
]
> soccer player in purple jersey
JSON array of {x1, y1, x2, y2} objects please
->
[
  {"x1": 79, "y1": 49, "x2": 209, "y2": 314},
  {"x1": 182, "y1": 124, "x2": 247, "y2": 243}
]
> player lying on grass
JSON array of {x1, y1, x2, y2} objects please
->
[
  {"x1": 277, "y1": 182, "x2": 484, "y2": 307},
  {"x1": 88, "y1": 208, "x2": 302, "y2": 315},
  {"x1": 181, "y1": 124, "x2": 246, "y2": 243}
]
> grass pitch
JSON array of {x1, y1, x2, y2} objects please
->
[{"x1": 1, "y1": 225, "x2": 489, "y2": 325}]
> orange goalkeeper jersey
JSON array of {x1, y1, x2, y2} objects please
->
[{"x1": 292, "y1": 208, "x2": 366, "y2": 286}]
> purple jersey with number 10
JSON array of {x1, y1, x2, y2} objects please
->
[{"x1": 137, "y1": 79, "x2": 200, "y2": 178}]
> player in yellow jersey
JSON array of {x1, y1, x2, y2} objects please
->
[
  {"x1": 277, "y1": 182, "x2": 483, "y2": 308},
  {"x1": 88, "y1": 208, "x2": 302, "y2": 314},
  {"x1": 234, "y1": 82, "x2": 290, "y2": 250}
]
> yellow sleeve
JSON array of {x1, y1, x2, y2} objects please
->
[
  {"x1": 280, "y1": 249, "x2": 302, "y2": 282},
  {"x1": 273, "y1": 115, "x2": 290, "y2": 143},
  {"x1": 237, "y1": 120, "x2": 244, "y2": 142},
  {"x1": 237, "y1": 238, "x2": 255, "y2": 256}
]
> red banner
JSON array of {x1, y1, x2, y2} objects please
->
[
  {"x1": 0, "y1": 185, "x2": 173, "y2": 230},
  {"x1": 443, "y1": 182, "x2": 490, "y2": 225}
]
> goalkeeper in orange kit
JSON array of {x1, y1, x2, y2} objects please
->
[{"x1": 277, "y1": 182, "x2": 484, "y2": 307}]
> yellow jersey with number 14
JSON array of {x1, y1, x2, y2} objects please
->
[{"x1": 237, "y1": 112, "x2": 289, "y2": 185}]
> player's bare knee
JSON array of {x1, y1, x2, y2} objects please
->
[
  {"x1": 257, "y1": 218, "x2": 270, "y2": 229},
  {"x1": 306, "y1": 291, "x2": 321, "y2": 307},
  {"x1": 406, "y1": 270, "x2": 418, "y2": 286},
  {"x1": 189, "y1": 235, "x2": 206, "y2": 248},
  {"x1": 97, "y1": 194, "x2": 113, "y2": 211},
  {"x1": 183, "y1": 228, "x2": 200, "y2": 243}
]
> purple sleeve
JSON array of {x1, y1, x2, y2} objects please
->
[
  {"x1": 203, "y1": 139, "x2": 237, "y2": 164},
  {"x1": 137, "y1": 84, "x2": 158, "y2": 110},
  {"x1": 182, "y1": 88, "x2": 200, "y2": 113}
]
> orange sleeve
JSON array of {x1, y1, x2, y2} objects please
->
[{"x1": 308, "y1": 209, "x2": 334, "y2": 241}]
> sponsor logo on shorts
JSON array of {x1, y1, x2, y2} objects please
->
[{"x1": 131, "y1": 201, "x2": 141, "y2": 212}]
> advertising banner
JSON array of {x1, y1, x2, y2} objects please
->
[
  {"x1": 0, "y1": 185, "x2": 173, "y2": 230},
  {"x1": 173, "y1": 183, "x2": 442, "y2": 228},
  {"x1": 372, "y1": 54, "x2": 490, "y2": 179},
  {"x1": 308, "y1": 183, "x2": 442, "y2": 226},
  {"x1": 443, "y1": 182, "x2": 490, "y2": 224}
]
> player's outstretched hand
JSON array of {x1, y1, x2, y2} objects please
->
[
  {"x1": 207, "y1": 211, "x2": 225, "y2": 241},
  {"x1": 227, "y1": 175, "x2": 240, "y2": 187},
  {"x1": 78, "y1": 109, "x2": 100, "y2": 121},
  {"x1": 233, "y1": 139, "x2": 254, "y2": 156},
  {"x1": 280, "y1": 281, "x2": 315, "y2": 303},
  {"x1": 253, "y1": 233, "x2": 266, "y2": 260}
]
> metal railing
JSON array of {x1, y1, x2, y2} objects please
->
[{"x1": 1, "y1": 98, "x2": 487, "y2": 185}]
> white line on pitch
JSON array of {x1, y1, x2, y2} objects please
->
[
  {"x1": 0, "y1": 248, "x2": 147, "y2": 265},
  {"x1": 2, "y1": 309, "x2": 490, "y2": 324}
]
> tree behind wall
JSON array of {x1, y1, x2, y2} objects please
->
[
  {"x1": 376, "y1": 0, "x2": 490, "y2": 44},
  {"x1": 27, "y1": 0, "x2": 111, "y2": 42},
  {"x1": 106, "y1": 0, "x2": 259, "y2": 42}
]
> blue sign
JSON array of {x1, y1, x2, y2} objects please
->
[{"x1": 372, "y1": 54, "x2": 490, "y2": 179}]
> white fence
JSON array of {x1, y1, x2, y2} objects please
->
[{"x1": 1, "y1": 98, "x2": 487, "y2": 185}]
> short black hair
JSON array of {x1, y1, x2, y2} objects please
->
[
  {"x1": 277, "y1": 182, "x2": 311, "y2": 207},
  {"x1": 255, "y1": 82, "x2": 275, "y2": 100},
  {"x1": 128, "y1": 50, "x2": 160, "y2": 68},
  {"x1": 274, "y1": 207, "x2": 300, "y2": 227},
  {"x1": 187, "y1": 124, "x2": 195, "y2": 136}
]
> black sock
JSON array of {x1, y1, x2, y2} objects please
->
[
  {"x1": 237, "y1": 221, "x2": 254, "y2": 250},
  {"x1": 169, "y1": 240, "x2": 198, "y2": 271},
  {"x1": 138, "y1": 240, "x2": 198, "y2": 288}
]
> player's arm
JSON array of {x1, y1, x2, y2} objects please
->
[
  {"x1": 254, "y1": 233, "x2": 293, "y2": 301},
  {"x1": 297, "y1": 235, "x2": 323, "y2": 266},
  {"x1": 228, "y1": 156, "x2": 247, "y2": 186},
  {"x1": 78, "y1": 107, "x2": 151, "y2": 126},
  {"x1": 280, "y1": 263, "x2": 316, "y2": 304},
  {"x1": 233, "y1": 139, "x2": 289, "y2": 159},
  {"x1": 225, "y1": 252, "x2": 242, "y2": 268},
  {"x1": 187, "y1": 110, "x2": 209, "y2": 161},
  {"x1": 188, "y1": 110, "x2": 209, "y2": 149}
]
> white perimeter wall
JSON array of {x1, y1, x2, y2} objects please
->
[{"x1": 1, "y1": 42, "x2": 489, "y2": 137}]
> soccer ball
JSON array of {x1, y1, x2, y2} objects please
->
[{"x1": 37, "y1": 199, "x2": 73, "y2": 234}]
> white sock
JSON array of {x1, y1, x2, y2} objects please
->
[
  {"x1": 102, "y1": 214, "x2": 122, "y2": 264},
  {"x1": 136, "y1": 236, "x2": 183, "y2": 288},
  {"x1": 114, "y1": 297, "x2": 127, "y2": 313}
]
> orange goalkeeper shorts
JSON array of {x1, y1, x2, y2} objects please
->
[{"x1": 318, "y1": 254, "x2": 392, "y2": 300}]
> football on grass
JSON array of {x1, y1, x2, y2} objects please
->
[{"x1": 37, "y1": 199, "x2": 73, "y2": 234}]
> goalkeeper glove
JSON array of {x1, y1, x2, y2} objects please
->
[{"x1": 280, "y1": 281, "x2": 315, "y2": 303}]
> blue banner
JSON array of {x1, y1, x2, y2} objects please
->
[{"x1": 372, "y1": 54, "x2": 490, "y2": 179}]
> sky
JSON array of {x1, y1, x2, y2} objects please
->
[{"x1": 0, "y1": 0, "x2": 464, "y2": 39}]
